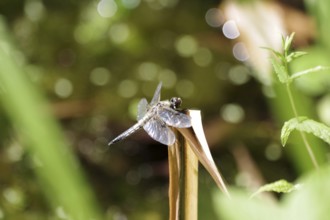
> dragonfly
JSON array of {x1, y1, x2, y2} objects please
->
[{"x1": 108, "y1": 82, "x2": 191, "y2": 146}]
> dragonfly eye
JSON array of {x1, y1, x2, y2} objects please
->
[{"x1": 170, "y1": 97, "x2": 182, "y2": 109}]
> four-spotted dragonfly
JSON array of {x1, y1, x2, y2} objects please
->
[{"x1": 108, "y1": 82, "x2": 191, "y2": 146}]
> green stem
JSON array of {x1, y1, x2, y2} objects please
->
[
  {"x1": 286, "y1": 83, "x2": 299, "y2": 117},
  {"x1": 285, "y1": 83, "x2": 319, "y2": 169}
]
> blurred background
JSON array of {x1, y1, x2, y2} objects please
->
[{"x1": 1, "y1": 0, "x2": 330, "y2": 219}]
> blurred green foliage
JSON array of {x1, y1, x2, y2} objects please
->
[
  {"x1": 214, "y1": 166, "x2": 330, "y2": 220},
  {"x1": 0, "y1": 17, "x2": 102, "y2": 219}
]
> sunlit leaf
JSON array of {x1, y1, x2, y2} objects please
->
[
  {"x1": 290, "y1": 66, "x2": 330, "y2": 81},
  {"x1": 281, "y1": 117, "x2": 330, "y2": 146},
  {"x1": 283, "y1": 33, "x2": 295, "y2": 53},
  {"x1": 261, "y1": 47, "x2": 284, "y2": 60},
  {"x1": 213, "y1": 189, "x2": 284, "y2": 220},
  {"x1": 270, "y1": 58, "x2": 289, "y2": 83},
  {"x1": 286, "y1": 51, "x2": 308, "y2": 63},
  {"x1": 281, "y1": 35, "x2": 286, "y2": 50},
  {"x1": 284, "y1": 166, "x2": 330, "y2": 220},
  {"x1": 250, "y1": 179, "x2": 297, "y2": 198},
  {"x1": 215, "y1": 166, "x2": 330, "y2": 220}
]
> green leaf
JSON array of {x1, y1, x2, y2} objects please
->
[
  {"x1": 281, "y1": 35, "x2": 285, "y2": 49},
  {"x1": 270, "y1": 58, "x2": 289, "y2": 83},
  {"x1": 284, "y1": 166, "x2": 330, "y2": 220},
  {"x1": 286, "y1": 51, "x2": 308, "y2": 63},
  {"x1": 250, "y1": 180, "x2": 297, "y2": 198},
  {"x1": 284, "y1": 33, "x2": 295, "y2": 53},
  {"x1": 262, "y1": 47, "x2": 284, "y2": 60},
  {"x1": 281, "y1": 117, "x2": 330, "y2": 146},
  {"x1": 290, "y1": 66, "x2": 330, "y2": 81},
  {"x1": 214, "y1": 166, "x2": 330, "y2": 220},
  {"x1": 213, "y1": 189, "x2": 284, "y2": 220}
]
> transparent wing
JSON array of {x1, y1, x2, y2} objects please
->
[
  {"x1": 150, "y1": 82, "x2": 162, "y2": 105},
  {"x1": 158, "y1": 107, "x2": 191, "y2": 128},
  {"x1": 143, "y1": 117, "x2": 175, "y2": 145},
  {"x1": 137, "y1": 98, "x2": 148, "y2": 121}
]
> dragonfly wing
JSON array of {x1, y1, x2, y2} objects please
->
[
  {"x1": 158, "y1": 107, "x2": 191, "y2": 128},
  {"x1": 150, "y1": 82, "x2": 162, "y2": 105},
  {"x1": 143, "y1": 118, "x2": 175, "y2": 145},
  {"x1": 137, "y1": 98, "x2": 148, "y2": 121}
]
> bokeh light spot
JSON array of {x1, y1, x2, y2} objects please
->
[
  {"x1": 175, "y1": 35, "x2": 198, "y2": 57},
  {"x1": 176, "y1": 80, "x2": 194, "y2": 98},
  {"x1": 121, "y1": 0, "x2": 140, "y2": 9},
  {"x1": 3, "y1": 188, "x2": 24, "y2": 207},
  {"x1": 228, "y1": 65, "x2": 250, "y2": 85},
  {"x1": 233, "y1": 42, "x2": 249, "y2": 61},
  {"x1": 118, "y1": 80, "x2": 138, "y2": 98},
  {"x1": 317, "y1": 94, "x2": 330, "y2": 126},
  {"x1": 221, "y1": 103, "x2": 244, "y2": 123},
  {"x1": 78, "y1": 138, "x2": 94, "y2": 157},
  {"x1": 265, "y1": 143, "x2": 282, "y2": 161},
  {"x1": 158, "y1": 69, "x2": 177, "y2": 88},
  {"x1": 128, "y1": 99, "x2": 140, "y2": 120},
  {"x1": 126, "y1": 169, "x2": 141, "y2": 185},
  {"x1": 56, "y1": 207, "x2": 68, "y2": 219},
  {"x1": 235, "y1": 172, "x2": 252, "y2": 187},
  {"x1": 205, "y1": 8, "x2": 224, "y2": 27},
  {"x1": 222, "y1": 20, "x2": 240, "y2": 39},
  {"x1": 24, "y1": 0, "x2": 45, "y2": 22},
  {"x1": 109, "y1": 23, "x2": 130, "y2": 44},
  {"x1": 54, "y1": 78, "x2": 73, "y2": 98},
  {"x1": 146, "y1": 0, "x2": 178, "y2": 10},
  {"x1": 90, "y1": 115, "x2": 107, "y2": 134},
  {"x1": 97, "y1": 0, "x2": 117, "y2": 18},
  {"x1": 137, "y1": 62, "x2": 159, "y2": 81},
  {"x1": 6, "y1": 142, "x2": 24, "y2": 162},
  {"x1": 73, "y1": 26, "x2": 88, "y2": 45},
  {"x1": 262, "y1": 85, "x2": 276, "y2": 98},
  {"x1": 159, "y1": 0, "x2": 178, "y2": 8},
  {"x1": 193, "y1": 47, "x2": 213, "y2": 67},
  {"x1": 90, "y1": 67, "x2": 111, "y2": 86}
]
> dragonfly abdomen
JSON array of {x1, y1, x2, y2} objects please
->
[{"x1": 108, "y1": 113, "x2": 153, "y2": 146}]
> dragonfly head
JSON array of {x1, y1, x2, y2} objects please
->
[{"x1": 170, "y1": 97, "x2": 182, "y2": 109}]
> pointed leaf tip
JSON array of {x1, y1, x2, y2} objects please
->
[
  {"x1": 284, "y1": 32, "x2": 295, "y2": 52},
  {"x1": 250, "y1": 179, "x2": 296, "y2": 198}
]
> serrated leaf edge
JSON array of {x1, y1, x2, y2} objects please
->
[{"x1": 281, "y1": 117, "x2": 330, "y2": 146}]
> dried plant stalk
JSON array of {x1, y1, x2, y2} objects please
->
[
  {"x1": 168, "y1": 140, "x2": 181, "y2": 220},
  {"x1": 168, "y1": 110, "x2": 230, "y2": 220},
  {"x1": 180, "y1": 134, "x2": 198, "y2": 220},
  {"x1": 177, "y1": 110, "x2": 230, "y2": 198},
  {"x1": 168, "y1": 127, "x2": 198, "y2": 220}
]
